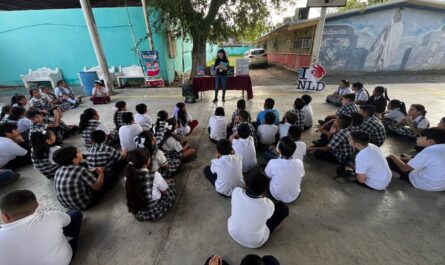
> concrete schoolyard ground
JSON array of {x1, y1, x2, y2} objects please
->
[{"x1": 1, "y1": 67, "x2": 445, "y2": 265}]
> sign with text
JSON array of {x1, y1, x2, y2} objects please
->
[
  {"x1": 297, "y1": 63, "x2": 327, "y2": 92},
  {"x1": 141, "y1": 50, "x2": 160, "y2": 79}
]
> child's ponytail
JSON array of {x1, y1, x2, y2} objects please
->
[
  {"x1": 383, "y1": 87, "x2": 390, "y2": 101},
  {"x1": 125, "y1": 149, "x2": 151, "y2": 214},
  {"x1": 159, "y1": 118, "x2": 177, "y2": 148},
  {"x1": 113, "y1": 101, "x2": 127, "y2": 127},
  {"x1": 79, "y1": 108, "x2": 97, "y2": 133},
  {"x1": 30, "y1": 131, "x2": 51, "y2": 159},
  {"x1": 155, "y1": 110, "x2": 168, "y2": 134}
]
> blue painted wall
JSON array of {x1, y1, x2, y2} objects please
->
[
  {"x1": 0, "y1": 7, "x2": 191, "y2": 86},
  {"x1": 320, "y1": 5, "x2": 445, "y2": 72},
  {"x1": 219, "y1": 45, "x2": 255, "y2": 56}
]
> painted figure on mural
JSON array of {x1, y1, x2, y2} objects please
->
[{"x1": 369, "y1": 9, "x2": 404, "y2": 70}]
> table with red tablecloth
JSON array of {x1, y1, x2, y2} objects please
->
[{"x1": 192, "y1": 75, "x2": 254, "y2": 100}]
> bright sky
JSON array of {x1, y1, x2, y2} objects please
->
[{"x1": 270, "y1": 0, "x2": 322, "y2": 25}]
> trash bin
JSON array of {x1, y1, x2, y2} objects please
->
[{"x1": 78, "y1": 71, "x2": 99, "y2": 96}]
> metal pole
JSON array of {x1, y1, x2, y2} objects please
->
[
  {"x1": 311, "y1": 7, "x2": 327, "y2": 65},
  {"x1": 141, "y1": 0, "x2": 154, "y2": 50},
  {"x1": 79, "y1": 0, "x2": 115, "y2": 92}
]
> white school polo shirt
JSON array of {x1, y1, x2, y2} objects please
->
[
  {"x1": 0, "y1": 137, "x2": 28, "y2": 168},
  {"x1": 278, "y1": 122, "x2": 291, "y2": 139},
  {"x1": 274, "y1": 141, "x2": 306, "y2": 160},
  {"x1": 0, "y1": 211, "x2": 72, "y2": 265},
  {"x1": 413, "y1": 115, "x2": 429, "y2": 129},
  {"x1": 232, "y1": 136, "x2": 257, "y2": 173},
  {"x1": 211, "y1": 154, "x2": 244, "y2": 196},
  {"x1": 408, "y1": 144, "x2": 445, "y2": 191},
  {"x1": 384, "y1": 108, "x2": 405, "y2": 123},
  {"x1": 265, "y1": 158, "x2": 305, "y2": 203},
  {"x1": 257, "y1": 124, "x2": 278, "y2": 145},
  {"x1": 119, "y1": 124, "x2": 143, "y2": 151},
  {"x1": 228, "y1": 187, "x2": 274, "y2": 248},
  {"x1": 355, "y1": 144, "x2": 392, "y2": 190},
  {"x1": 134, "y1": 113, "x2": 153, "y2": 130},
  {"x1": 302, "y1": 104, "x2": 313, "y2": 128},
  {"x1": 209, "y1": 116, "x2": 227, "y2": 141},
  {"x1": 355, "y1": 88, "x2": 369, "y2": 102}
]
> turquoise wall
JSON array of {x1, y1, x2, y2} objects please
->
[
  {"x1": 220, "y1": 45, "x2": 254, "y2": 56},
  {"x1": 0, "y1": 7, "x2": 190, "y2": 86}
]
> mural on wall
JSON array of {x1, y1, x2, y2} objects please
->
[{"x1": 319, "y1": 6, "x2": 445, "y2": 72}]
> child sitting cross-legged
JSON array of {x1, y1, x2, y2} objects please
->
[
  {"x1": 134, "y1": 131, "x2": 180, "y2": 178},
  {"x1": 228, "y1": 99, "x2": 250, "y2": 133},
  {"x1": 89, "y1": 80, "x2": 110, "y2": 105},
  {"x1": 290, "y1": 98, "x2": 305, "y2": 131},
  {"x1": 228, "y1": 168, "x2": 289, "y2": 249},
  {"x1": 256, "y1": 98, "x2": 280, "y2": 126},
  {"x1": 30, "y1": 130, "x2": 60, "y2": 180},
  {"x1": 0, "y1": 190, "x2": 83, "y2": 265},
  {"x1": 257, "y1": 111, "x2": 278, "y2": 147},
  {"x1": 263, "y1": 125, "x2": 306, "y2": 163},
  {"x1": 337, "y1": 131, "x2": 391, "y2": 190},
  {"x1": 386, "y1": 128, "x2": 445, "y2": 191},
  {"x1": 124, "y1": 148, "x2": 176, "y2": 221},
  {"x1": 86, "y1": 130, "x2": 127, "y2": 176},
  {"x1": 308, "y1": 114, "x2": 353, "y2": 165},
  {"x1": 79, "y1": 108, "x2": 119, "y2": 148},
  {"x1": 232, "y1": 110, "x2": 257, "y2": 146},
  {"x1": 203, "y1": 139, "x2": 244, "y2": 197},
  {"x1": 232, "y1": 123, "x2": 257, "y2": 173},
  {"x1": 27, "y1": 109, "x2": 77, "y2": 144},
  {"x1": 278, "y1": 111, "x2": 297, "y2": 139},
  {"x1": 209, "y1": 107, "x2": 227, "y2": 142},
  {"x1": 53, "y1": 146, "x2": 116, "y2": 210},
  {"x1": 301, "y1": 94, "x2": 313, "y2": 130},
  {"x1": 160, "y1": 118, "x2": 197, "y2": 163},
  {"x1": 134, "y1": 103, "x2": 153, "y2": 131},
  {"x1": 265, "y1": 136, "x2": 305, "y2": 203},
  {"x1": 118, "y1": 112, "x2": 143, "y2": 152}
]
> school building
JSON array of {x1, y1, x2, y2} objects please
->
[
  {"x1": 258, "y1": 0, "x2": 445, "y2": 74},
  {"x1": 0, "y1": 3, "x2": 251, "y2": 87}
]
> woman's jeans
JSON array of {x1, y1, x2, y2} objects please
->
[{"x1": 215, "y1": 74, "x2": 228, "y2": 99}]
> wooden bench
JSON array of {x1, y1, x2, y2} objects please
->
[
  {"x1": 21, "y1": 67, "x2": 63, "y2": 89},
  {"x1": 116, "y1": 65, "x2": 145, "y2": 87}
]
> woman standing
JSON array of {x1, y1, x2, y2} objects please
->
[{"x1": 213, "y1": 49, "x2": 229, "y2": 102}]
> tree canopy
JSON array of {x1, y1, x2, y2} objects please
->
[{"x1": 337, "y1": 0, "x2": 389, "y2": 12}]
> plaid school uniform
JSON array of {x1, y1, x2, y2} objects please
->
[
  {"x1": 153, "y1": 121, "x2": 168, "y2": 145},
  {"x1": 357, "y1": 115, "x2": 386, "y2": 147},
  {"x1": 336, "y1": 103, "x2": 360, "y2": 117},
  {"x1": 390, "y1": 116, "x2": 429, "y2": 139},
  {"x1": 30, "y1": 97, "x2": 52, "y2": 113},
  {"x1": 114, "y1": 111, "x2": 126, "y2": 130},
  {"x1": 130, "y1": 170, "x2": 176, "y2": 221},
  {"x1": 54, "y1": 165, "x2": 98, "y2": 210},
  {"x1": 86, "y1": 143, "x2": 121, "y2": 173},
  {"x1": 31, "y1": 152, "x2": 59, "y2": 180},
  {"x1": 291, "y1": 109, "x2": 305, "y2": 131},
  {"x1": 43, "y1": 93, "x2": 72, "y2": 112},
  {"x1": 81, "y1": 120, "x2": 118, "y2": 148},
  {"x1": 56, "y1": 86, "x2": 76, "y2": 99},
  {"x1": 161, "y1": 136, "x2": 183, "y2": 173},
  {"x1": 328, "y1": 128, "x2": 353, "y2": 164}
]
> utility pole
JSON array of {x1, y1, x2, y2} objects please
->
[
  {"x1": 141, "y1": 0, "x2": 155, "y2": 50},
  {"x1": 311, "y1": 7, "x2": 327, "y2": 65},
  {"x1": 79, "y1": 0, "x2": 115, "y2": 92}
]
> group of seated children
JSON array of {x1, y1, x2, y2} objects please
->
[
  {"x1": 205, "y1": 97, "x2": 311, "y2": 248},
  {"x1": 314, "y1": 82, "x2": 445, "y2": 192},
  {"x1": 0, "y1": 98, "x2": 200, "y2": 264}
]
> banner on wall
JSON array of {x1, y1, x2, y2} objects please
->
[
  {"x1": 141, "y1": 50, "x2": 161, "y2": 79},
  {"x1": 141, "y1": 50, "x2": 163, "y2": 86},
  {"x1": 296, "y1": 63, "x2": 327, "y2": 92}
]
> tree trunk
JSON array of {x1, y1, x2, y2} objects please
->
[{"x1": 190, "y1": 32, "x2": 207, "y2": 79}]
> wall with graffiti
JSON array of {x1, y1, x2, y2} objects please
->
[{"x1": 320, "y1": 6, "x2": 445, "y2": 72}]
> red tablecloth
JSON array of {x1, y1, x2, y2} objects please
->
[{"x1": 192, "y1": 75, "x2": 253, "y2": 100}]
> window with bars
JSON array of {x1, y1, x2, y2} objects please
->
[{"x1": 294, "y1": 38, "x2": 312, "y2": 49}]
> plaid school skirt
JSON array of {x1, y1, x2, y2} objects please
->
[
  {"x1": 326, "y1": 95, "x2": 342, "y2": 106},
  {"x1": 164, "y1": 150, "x2": 182, "y2": 176},
  {"x1": 384, "y1": 119, "x2": 417, "y2": 139},
  {"x1": 134, "y1": 182, "x2": 176, "y2": 221}
]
